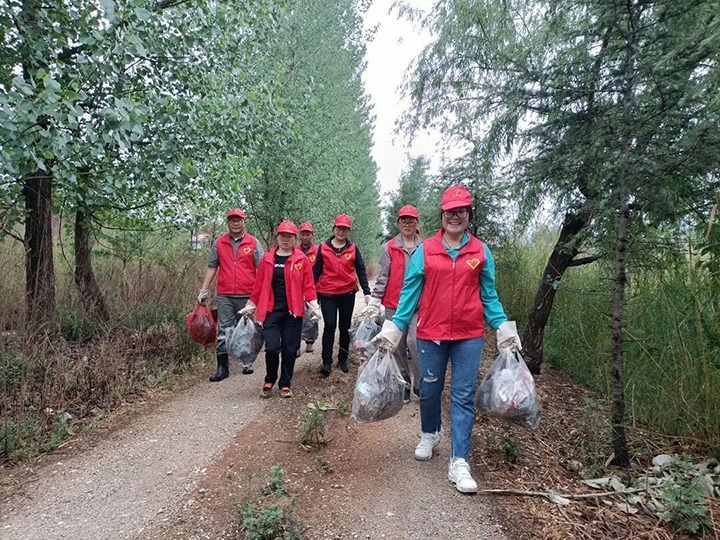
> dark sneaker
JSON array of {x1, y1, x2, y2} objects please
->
[
  {"x1": 338, "y1": 362, "x2": 348, "y2": 373},
  {"x1": 242, "y1": 365, "x2": 254, "y2": 375},
  {"x1": 413, "y1": 386, "x2": 420, "y2": 399},
  {"x1": 403, "y1": 387, "x2": 411, "y2": 404},
  {"x1": 320, "y1": 365, "x2": 331, "y2": 377}
]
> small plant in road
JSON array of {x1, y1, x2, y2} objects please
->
[
  {"x1": 301, "y1": 403, "x2": 326, "y2": 447},
  {"x1": 661, "y1": 455, "x2": 711, "y2": 535},
  {"x1": 236, "y1": 466, "x2": 303, "y2": 540}
]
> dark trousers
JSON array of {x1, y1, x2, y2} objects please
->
[
  {"x1": 263, "y1": 309, "x2": 303, "y2": 388},
  {"x1": 319, "y1": 292, "x2": 356, "y2": 367}
]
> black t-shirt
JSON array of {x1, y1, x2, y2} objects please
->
[{"x1": 272, "y1": 253, "x2": 290, "y2": 312}]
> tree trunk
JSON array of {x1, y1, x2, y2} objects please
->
[
  {"x1": 74, "y1": 211, "x2": 110, "y2": 322},
  {"x1": 610, "y1": 196, "x2": 630, "y2": 467},
  {"x1": 23, "y1": 170, "x2": 56, "y2": 329},
  {"x1": 522, "y1": 207, "x2": 592, "y2": 374}
]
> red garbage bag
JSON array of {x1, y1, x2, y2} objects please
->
[{"x1": 186, "y1": 305, "x2": 217, "y2": 346}]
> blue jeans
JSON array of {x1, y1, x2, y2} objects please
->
[{"x1": 417, "y1": 337, "x2": 484, "y2": 461}]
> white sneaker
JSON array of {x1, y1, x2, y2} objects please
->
[
  {"x1": 448, "y1": 458, "x2": 478, "y2": 493},
  {"x1": 414, "y1": 431, "x2": 441, "y2": 461}
]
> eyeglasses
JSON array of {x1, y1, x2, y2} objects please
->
[
  {"x1": 442, "y1": 209, "x2": 469, "y2": 219},
  {"x1": 398, "y1": 218, "x2": 417, "y2": 225}
]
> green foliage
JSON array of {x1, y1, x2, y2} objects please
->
[
  {"x1": 497, "y1": 236, "x2": 720, "y2": 445},
  {"x1": 0, "y1": 351, "x2": 25, "y2": 391},
  {"x1": 57, "y1": 312, "x2": 104, "y2": 342},
  {"x1": 301, "y1": 403, "x2": 326, "y2": 447},
  {"x1": 236, "y1": 466, "x2": 303, "y2": 540},
  {"x1": 661, "y1": 455, "x2": 711, "y2": 535},
  {"x1": 500, "y1": 427, "x2": 520, "y2": 464}
]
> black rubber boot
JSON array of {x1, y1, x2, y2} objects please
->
[
  {"x1": 209, "y1": 353, "x2": 229, "y2": 382},
  {"x1": 320, "y1": 359, "x2": 332, "y2": 377}
]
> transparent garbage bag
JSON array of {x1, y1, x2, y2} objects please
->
[
  {"x1": 352, "y1": 349, "x2": 406, "y2": 423},
  {"x1": 476, "y1": 349, "x2": 540, "y2": 429},
  {"x1": 301, "y1": 305, "x2": 319, "y2": 342},
  {"x1": 226, "y1": 318, "x2": 264, "y2": 366},
  {"x1": 349, "y1": 315, "x2": 381, "y2": 362}
]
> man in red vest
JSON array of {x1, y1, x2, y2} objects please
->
[
  {"x1": 364, "y1": 205, "x2": 422, "y2": 402},
  {"x1": 298, "y1": 222, "x2": 319, "y2": 353},
  {"x1": 197, "y1": 208, "x2": 264, "y2": 381}
]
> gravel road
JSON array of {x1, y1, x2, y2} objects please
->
[{"x1": 0, "y1": 367, "x2": 264, "y2": 540}]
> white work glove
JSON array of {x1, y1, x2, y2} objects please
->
[
  {"x1": 307, "y1": 300, "x2": 322, "y2": 322},
  {"x1": 364, "y1": 294, "x2": 371, "y2": 306},
  {"x1": 238, "y1": 301, "x2": 256, "y2": 319},
  {"x1": 372, "y1": 319, "x2": 404, "y2": 352},
  {"x1": 497, "y1": 320, "x2": 522, "y2": 352},
  {"x1": 197, "y1": 289, "x2": 210, "y2": 305},
  {"x1": 361, "y1": 297, "x2": 381, "y2": 318}
]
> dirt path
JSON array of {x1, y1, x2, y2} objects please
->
[
  {"x1": 0, "y1": 367, "x2": 265, "y2": 540},
  {"x1": 0, "y1": 298, "x2": 512, "y2": 540}
]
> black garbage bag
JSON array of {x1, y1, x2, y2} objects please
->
[{"x1": 301, "y1": 305, "x2": 318, "y2": 342}]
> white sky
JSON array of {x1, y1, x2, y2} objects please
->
[{"x1": 362, "y1": 1, "x2": 441, "y2": 201}]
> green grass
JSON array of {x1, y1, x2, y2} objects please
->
[{"x1": 496, "y1": 236, "x2": 720, "y2": 446}]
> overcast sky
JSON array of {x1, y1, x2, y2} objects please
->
[{"x1": 362, "y1": 2, "x2": 438, "y2": 200}]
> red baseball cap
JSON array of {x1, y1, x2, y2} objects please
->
[
  {"x1": 397, "y1": 205, "x2": 419, "y2": 219},
  {"x1": 334, "y1": 214, "x2": 352, "y2": 228},
  {"x1": 276, "y1": 220, "x2": 298, "y2": 236},
  {"x1": 440, "y1": 186, "x2": 472, "y2": 211},
  {"x1": 226, "y1": 208, "x2": 246, "y2": 219},
  {"x1": 299, "y1": 222, "x2": 314, "y2": 233}
]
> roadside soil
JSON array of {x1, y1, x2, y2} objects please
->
[{"x1": 1, "y1": 296, "x2": 716, "y2": 539}]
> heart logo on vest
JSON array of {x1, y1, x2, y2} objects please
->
[
  {"x1": 466, "y1": 258, "x2": 480, "y2": 270},
  {"x1": 344, "y1": 253, "x2": 352, "y2": 260},
  {"x1": 294, "y1": 262, "x2": 303, "y2": 271},
  {"x1": 243, "y1": 247, "x2": 252, "y2": 254},
  {"x1": 309, "y1": 255, "x2": 316, "y2": 262}
]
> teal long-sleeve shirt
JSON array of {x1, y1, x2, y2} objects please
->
[{"x1": 392, "y1": 231, "x2": 508, "y2": 333}]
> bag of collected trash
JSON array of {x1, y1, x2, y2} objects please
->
[
  {"x1": 301, "y1": 305, "x2": 319, "y2": 342},
  {"x1": 226, "y1": 318, "x2": 264, "y2": 365},
  {"x1": 476, "y1": 349, "x2": 540, "y2": 429},
  {"x1": 186, "y1": 305, "x2": 217, "y2": 346},
  {"x1": 349, "y1": 315, "x2": 381, "y2": 362},
  {"x1": 352, "y1": 349, "x2": 406, "y2": 423}
]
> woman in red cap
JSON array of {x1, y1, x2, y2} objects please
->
[
  {"x1": 374, "y1": 186, "x2": 522, "y2": 494},
  {"x1": 240, "y1": 221, "x2": 321, "y2": 398},
  {"x1": 298, "y1": 222, "x2": 319, "y2": 353},
  {"x1": 197, "y1": 208, "x2": 264, "y2": 382},
  {"x1": 313, "y1": 214, "x2": 371, "y2": 376},
  {"x1": 363, "y1": 204, "x2": 423, "y2": 402}
]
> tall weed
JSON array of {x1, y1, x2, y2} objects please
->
[{"x1": 496, "y1": 235, "x2": 720, "y2": 445}]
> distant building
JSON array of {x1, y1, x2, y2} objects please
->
[{"x1": 191, "y1": 232, "x2": 212, "y2": 251}]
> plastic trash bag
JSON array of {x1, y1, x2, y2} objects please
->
[
  {"x1": 476, "y1": 349, "x2": 540, "y2": 429},
  {"x1": 349, "y1": 315, "x2": 381, "y2": 362},
  {"x1": 301, "y1": 305, "x2": 318, "y2": 342},
  {"x1": 186, "y1": 305, "x2": 216, "y2": 346},
  {"x1": 226, "y1": 318, "x2": 264, "y2": 365},
  {"x1": 352, "y1": 349, "x2": 406, "y2": 423}
]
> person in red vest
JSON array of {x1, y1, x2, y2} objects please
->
[
  {"x1": 197, "y1": 208, "x2": 264, "y2": 382},
  {"x1": 363, "y1": 205, "x2": 422, "y2": 403},
  {"x1": 298, "y1": 222, "x2": 319, "y2": 353},
  {"x1": 373, "y1": 185, "x2": 522, "y2": 494},
  {"x1": 313, "y1": 214, "x2": 371, "y2": 376},
  {"x1": 239, "y1": 221, "x2": 321, "y2": 398}
]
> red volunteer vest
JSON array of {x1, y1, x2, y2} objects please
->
[
  {"x1": 416, "y1": 230, "x2": 486, "y2": 341},
  {"x1": 316, "y1": 242, "x2": 357, "y2": 295},
  {"x1": 250, "y1": 247, "x2": 317, "y2": 322},
  {"x1": 382, "y1": 240, "x2": 410, "y2": 310},
  {"x1": 302, "y1": 243, "x2": 319, "y2": 266},
  {"x1": 216, "y1": 233, "x2": 258, "y2": 295}
]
